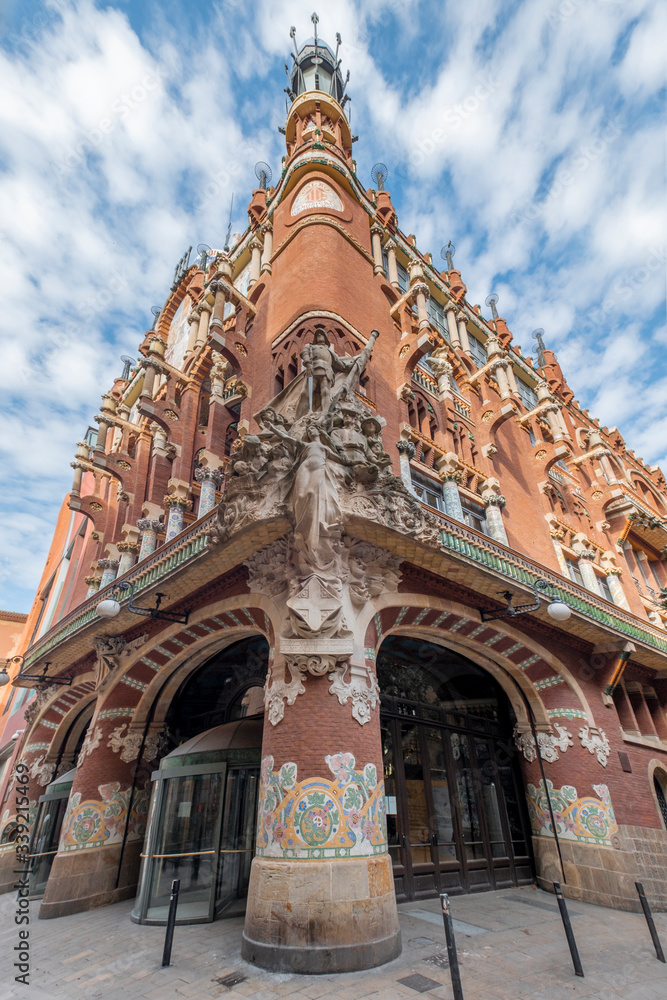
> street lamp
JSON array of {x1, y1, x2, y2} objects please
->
[
  {"x1": 480, "y1": 579, "x2": 571, "y2": 623},
  {"x1": 95, "y1": 581, "x2": 190, "y2": 624}
]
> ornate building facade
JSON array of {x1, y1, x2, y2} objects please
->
[{"x1": 1, "y1": 21, "x2": 667, "y2": 974}]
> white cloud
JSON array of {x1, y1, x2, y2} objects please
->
[{"x1": 0, "y1": 0, "x2": 665, "y2": 612}]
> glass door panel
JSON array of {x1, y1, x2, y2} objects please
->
[
  {"x1": 29, "y1": 797, "x2": 68, "y2": 897},
  {"x1": 473, "y1": 739, "x2": 507, "y2": 859},
  {"x1": 450, "y1": 734, "x2": 484, "y2": 861},
  {"x1": 215, "y1": 767, "x2": 259, "y2": 916},
  {"x1": 146, "y1": 769, "x2": 224, "y2": 922},
  {"x1": 401, "y1": 723, "x2": 438, "y2": 896},
  {"x1": 381, "y1": 722, "x2": 402, "y2": 878}
]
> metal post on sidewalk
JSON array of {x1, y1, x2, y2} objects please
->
[
  {"x1": 553, "y1": 881, "x2": 584, "y2": 977},
  {"x1": 161, "y1": 878, "x2": 180, "y2": 968},
  {"x1": 439, "y1": 893, "x2": 464, "y2": 1000},
  {"x1": 635, "y1": 882, "x2": 666, "y2": 963}
]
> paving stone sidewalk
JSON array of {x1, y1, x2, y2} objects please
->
[{"x1": 0, "y1": 885, "x2": 666, "y2": 1000}]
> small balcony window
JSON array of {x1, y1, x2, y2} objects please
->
[
  {"x1": 517, "y1": 378, "x2": 538, "y2": 410},
  {"x1": 565, "y1": 558, "x2": 584, "y2": 587},
  {"x1": 461, "y1": 504, "x2": 488, "y2": 535},
  {"x1": 468, "y1": 335, "x2": 487, "y2": 369}
]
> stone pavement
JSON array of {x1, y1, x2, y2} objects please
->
[{"x1": 0, "y1": 885, "x2": 666, "y2": 1000}]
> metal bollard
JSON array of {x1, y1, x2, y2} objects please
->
[
  {"x1": 635, "y1": 882, "x2": 666, "y2": 963},
  {"x1": 553, "y1": 881, "x2": 584, "y2": 977},
  {"x1": 439, "y1": 893, "x2": 464, "y2": 1000},
  {"x1": 161, "y1": 878, "x2": 181, "y2": 968}
]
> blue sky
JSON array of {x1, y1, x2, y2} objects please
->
[{"x1": 0, "y1": 0, "x2": 665, "y2": 612}]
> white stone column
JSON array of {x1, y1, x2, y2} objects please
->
[
  {"x1": 412, "y1": 282, "x2": 430, "y2": 331},
  {"x1": 370, "y1": 224, "x2": 384, "y2": 275},
  {"x1": 427, "y1": 355, "x2": 453, "y2": 397},
  {"x1": 456, "y1": 312, "x2": 472, "y2": 355},
  {"x1": 137, "y1": 518, "x2": 163, "y2": 560},
  {"x1": 186, "y1": 308, "x2": 200, "y2": 354},
  {"x1": 249, "y1": 237, "x2": 262, "y2": 288},
  {"x1": 550, "y1": 530, "x2": 570, "y2": 576},
  {"x1": 396, "y1": 440, "x2": 415, "y2": 492},
  {"x1": 445, "y1": 307, "x2": 461, "y2": 349},
  {"x1": 490, "y1": 360, "x2": 512, "y2": 399},
  {"x1": 98, "y1": 558, "x2": 119, "y2": 590},
  {"x1": 260, "y1": 223, "x2": 273, "y2": 274},
  {"x1": 194, "y1": 467, "x2": 224, "y2": 517},
  {"x1": 208, "y1": 280, "x2": 229, "y2": 334},
  {"x1": 385, "y1": 239, "x2": 399, "y2": 289}
]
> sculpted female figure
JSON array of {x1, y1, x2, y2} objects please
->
[{"x1": 266, "y1": 418, "x2": 347, "y2": 576}]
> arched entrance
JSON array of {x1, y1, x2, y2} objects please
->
[
  {"x1": 378, "y1": 635, "x2": 534, "y2": 900},
  {"x1": 131, "y1": 635, "x2": 268, "y2": 925}
]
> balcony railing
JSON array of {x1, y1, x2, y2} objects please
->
[
  {"x1": 22, "y1": 511, "x2": 218, "y2": 671},
  {"x1": 21, "y1": 496, "x2": 667, "y2": 674}
]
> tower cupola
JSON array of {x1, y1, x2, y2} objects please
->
[{"x1": 287, "y1": 14, "x2": 349, "y2": 105}]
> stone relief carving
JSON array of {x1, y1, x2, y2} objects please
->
[
  {"x1": 578, "y1": 725, "x2": 610, "y2": 767},
  {"x1": 107, "y1": 724, "x2": 167, "y2": 763},
  {"x1": 92, "y1": 634, "x2": 149, "y2": 690},
  {"x1": 216, "y1": 327, "x2": 439, "y2": 726},
  {"x1": 514, "y1": 723, "x2": 573, "y2": 763},
  {"x1": 23, "y1": 685, "x2": 59, "y2": 728},
  {"x1": 77, "y1": 725, "x2": 103, "y2": 765},
  {"x1": 28, "y1": 755, "x2": 56, "y2": 788}
]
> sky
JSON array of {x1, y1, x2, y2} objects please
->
[{"x1": 0, "y1": 0, "x2": 665, "y2": 613}]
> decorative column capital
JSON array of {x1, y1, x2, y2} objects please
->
[
  {"x1": 260, "y1": 221, "x2": 273, "y2": 236},
  {"x1": 370, "y1": 223, "x2": 384, "y2": 237},
  {"x1": 194, "y1": 466, "x2": 224, "y2": 486},
  {"x1": 411, "y1": 281, "x2": 430, "y2": 300},
  {"x1": 485, "y1": 494, "x2": 506, "y2": 507},
  {"x1": 578, "y1": 549, "x2": 597, "y2": 561},
  {"x1": 436, "y1": 453, "x2": 464, "y2": 483},
  {"x1": 163, "y1": 494, "x2": 192, "y2": 511},
  {"x1": 84, "y1": 575, "x2": 101, "y2": 588},
  {"x1": 117, "y1": 541, "x2": 141, "y2": 555},
  {"x1": 605, "y1": 567, "x2": 623, "y2": 577},
  {"x1": 139, "y1": 356, "x2": 164, "y2": 374},
  {"x1": 249, "y1": 236, "x2": 263, "y2": 252},
  {"x1": 97, "y1": 557, "x2": 119, "y2": 571},
  {"x1": 384, "y1": 238, "x2": 397, "y2": 252},
  {"x1": 396, "y1": 440, "x2": 416, "y2": 458},
  {"x1": 455, "y1": 310, "x2": 468, "y2": 324},
  {"x1": 137, "y1": 517, "x2": 163, "y2": 533}
]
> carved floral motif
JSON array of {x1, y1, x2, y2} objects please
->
[
  {"x1": 514, "y1": 724, "x2": 573, "y2": 763},
  {"x1": 578, "y1": 726, "x2": 610, "y2": 767}
]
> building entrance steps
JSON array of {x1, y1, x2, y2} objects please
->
[{"x1": 1, "y1": 885, "x2": 666, "y2": 999}]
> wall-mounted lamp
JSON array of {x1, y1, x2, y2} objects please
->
[
  {"x1": 0, "y1": 656, "x2": 73, "y2": 687},
  {"x1": 96, "y1": 581, "x2": 189, "y2": 624},
  {"x1": 480, "y1": 579, "x2": 571, "y2": 623}
]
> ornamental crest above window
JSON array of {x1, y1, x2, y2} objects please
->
[{"x1": 291, "y1": 179, "x2": 343, "y2": 216}]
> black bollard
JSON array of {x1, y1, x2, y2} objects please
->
[
  {"x1": 553, "y1": 881, "x2": 584, "y2": 977},
  {"x1": 161, "y1": 878, "x2": 181, "y2": 968},
  {"x1": 635, "y1": 882, "x2": 666, "y2": 963},
  {"x1": 440, "y1": 893, "x2": 464, "y2": 1000}
]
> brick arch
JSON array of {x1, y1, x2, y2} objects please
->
[
  {"x1": 100, "y1": 598, "x2": 275, "y2": 730},
  {"x1": 361, "y1": 595, "x2": 595, "y2": 729},
  {"x1": 407, "y1": 389, "x2": 439, "y2": 443}
]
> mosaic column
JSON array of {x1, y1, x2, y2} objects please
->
[
  {"x1": 163, "y1": 495, "x2": 192, "y2": 541},
  {"x1": 243, "y1": 635, "x2": 400, "y2": 974},
  {"x1": 98, "y1": 558, "x2": 119, "y2": 590},
  {"x1": 550, "y1": 529, "x2": 570, "y2": 577},
  {"x1": 85, "y1": 574, "x2": 102, "y2": 599},
  {"x1": 395, "y1": 440, "x2": 415, "y2": 492},
  {"x1": 437, "y1": 455, "x2": 464, "y2": 521},
  {"x1": 484, "y1": 494, "x2": 508, "y2": 544},
  {"x1": 606, "y1": 567, "x2": 631, "y2": 610},
  {"x1": 116, "y1": 541, "x2": 140, "y2": 577},
  {"x1": 39, "y1": 705, "x2": 160, "y2": 919},
  {"x1": 137, "y1": 518, "x2": 162, "y2": 560},
  {"x1": 577, "y1": 550, "x2": 599, "y2": 592},
  {"x1": 194, "y1": 467, "x2": 224, "y2": 517}
]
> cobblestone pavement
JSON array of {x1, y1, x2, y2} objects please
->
[{"x1": 0, "y1": 886, "x2": 666, "y2": 1000}]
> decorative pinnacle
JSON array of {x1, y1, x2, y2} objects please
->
[{"x1": 485, "y1": 293, "x2": 500, "y2": 321}]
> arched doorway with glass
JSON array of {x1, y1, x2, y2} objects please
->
[
  {"x1": 378, "y1": 634, "x2": 534, "y2": 901},
  {"x1": 27, "y1": 698, "x2": 95, "y2": 899},
  {"x1": 132, "y1": 634, "x2": 268, "y2": 925}
]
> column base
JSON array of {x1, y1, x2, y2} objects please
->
[
  {"x1": 38, "y1": 840, "x2": 142, "y2": 919},
  {"x1": 241, "y1": 854, "x2": 401, "y2": 974}
]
